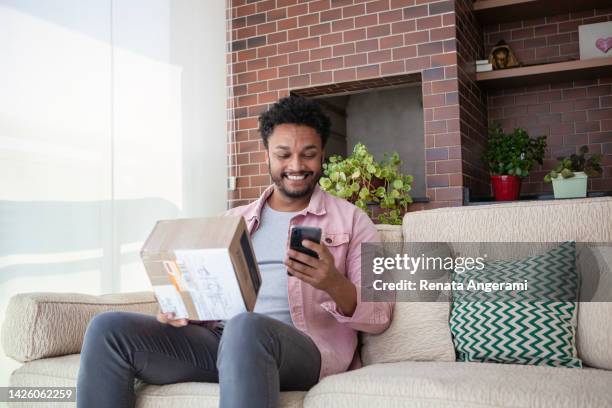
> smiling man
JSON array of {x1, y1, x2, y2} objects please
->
[{"x1": 76, "y1": 95, "x2": 393, "y2": 408}]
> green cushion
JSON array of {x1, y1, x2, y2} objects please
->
[{"x1": 449, "y1": 241, "x2": 582, "y2": 368}]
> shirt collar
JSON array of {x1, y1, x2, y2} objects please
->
[{"x1": 244, "y1": 183, "x2": 327, "y2": 223}]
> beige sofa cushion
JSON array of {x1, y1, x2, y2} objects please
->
[
  {"x1": 402, "y1": 197, "x2": 612, "y2": 371},
  {"x1": 361, "y1": 239, "x2": 455, "y2": 365},
  {"x1": 1, "y1": 292, "x2": 158, "y2": 363},
  {"x1": 9, "y1": 354, "x2": 305, "y2": 408},
  {"x1": 305, "y1": 361, "x2": 612, "y2": 408}
]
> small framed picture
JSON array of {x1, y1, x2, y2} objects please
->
[{"x1": 579, "y1": 21, "x2": 612, "y2": 60}]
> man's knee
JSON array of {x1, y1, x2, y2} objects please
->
[
  {"x1": 84, "y1": 311, "x2": 142, "y2": 344},
  {"x1": 223, "y1": 312, "x2": 271, "y2": 339}
]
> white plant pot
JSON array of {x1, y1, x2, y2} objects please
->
[{"x1": 552, "y1": 171, "x2": 588, "y2": 199}]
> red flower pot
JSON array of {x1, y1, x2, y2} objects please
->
[{"x1": 491, "y1": 175, "x2": 521, "y2": 201}]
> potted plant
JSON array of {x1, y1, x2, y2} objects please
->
[
  {"x1": 543, "y1": 145, "x2": 602, "y2": 199},
  {"x1": 319, "y1": 143, "x2": 413, "y2": 225},
  {"x1": 482, "y1": 125, "x2": 546, "y2": 201}
]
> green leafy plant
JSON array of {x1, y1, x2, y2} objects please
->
[
  {"x1": 319, "y1": 143, "x2": 413, "y2": 225},
  {"x1": 482, "y1": 125, "x2": 547, "y2": 177},
  {"x1": 544, "y1": 145, "x2": 603, "y2": 182}
]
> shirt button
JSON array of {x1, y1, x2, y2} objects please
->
[{"x1": 325, "y1": 237, "x2": 332, "y2": 244}]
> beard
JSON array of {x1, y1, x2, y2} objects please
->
[{"x1": 269, "y1": 163, "x2": 322, "y2": 199}]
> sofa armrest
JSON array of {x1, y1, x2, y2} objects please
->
[{"x1": 1, "y1": 291, "x2": 158, "y2": 363}]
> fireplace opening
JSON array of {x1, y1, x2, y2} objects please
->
[{"x1": 293, "y1": 83, "x2": 427, "y2": 201}]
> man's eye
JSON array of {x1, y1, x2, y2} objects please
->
[
  {"x1": 303, "y1": 155, "x2": 316, "y2": 159},
  {"x1": 277, "y1": 155, "x2": 290, "y2": 159}
]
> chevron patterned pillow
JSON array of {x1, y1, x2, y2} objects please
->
[{"x1": 449, "y1": 241, "x2": 582, "y2": 368}]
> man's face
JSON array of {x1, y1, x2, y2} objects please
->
[{"x1": 265, "y1": 123, "x2": 324, "y2": 199}]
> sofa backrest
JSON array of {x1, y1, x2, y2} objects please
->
[{"x1": 395, "y1": 197, "x2": 612, "y2": 370}]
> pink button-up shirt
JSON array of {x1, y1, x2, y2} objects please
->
[{"x1": 225, "y1": 184, "x2": 394, "y2": 380}]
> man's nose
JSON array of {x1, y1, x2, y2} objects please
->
[{"x1": 287, "y1": 154, "x2": 305, "y2": 172}]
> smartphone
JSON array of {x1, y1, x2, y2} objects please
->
[{"x1": 288, "y1": 226, "x2": 322, "y2": 273}]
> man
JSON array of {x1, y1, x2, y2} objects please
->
[{"x1": 77, "y1": 95, "x2": 393, "y2": 408}]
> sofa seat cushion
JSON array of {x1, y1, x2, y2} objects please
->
[
  {"x1": 10, "y1": 354, "x2": 306, "y2": 408},
  {"x1": 304, "y1": 361, "x2": 612, "y2": 408}
]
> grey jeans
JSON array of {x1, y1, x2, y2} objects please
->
[{"x1": 76, "y1": 311, "x2": 321, "y2": 408}]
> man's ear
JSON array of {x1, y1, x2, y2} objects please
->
[{"x1": 264, "y1": 148, "x2": 269, "y2": 165}]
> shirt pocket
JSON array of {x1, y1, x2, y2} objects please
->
[
  {"x1": 322, "y1": 232, "x2": 350, "y2": 276},
  {"x1": 322, "y1": 232, "x2": 350, "y2": 247}
]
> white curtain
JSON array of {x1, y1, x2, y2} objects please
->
[{"x1": 0, "y1": 0, "x2": 227, "y2": 386}]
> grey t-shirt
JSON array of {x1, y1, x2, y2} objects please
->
[
  {"x1": 250, "y1": 203, "x2": 298, "y2": 327},
  {"x1": 216, "y1": 203, "x2": 297, "y2": 329}
]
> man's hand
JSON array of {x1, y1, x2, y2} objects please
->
[
  {"x1": 284, "y1": 239, "x2": 343, "y2": 291},
  {"x1": 284, "y1": 239, "x2": 357, "y2": 316},
  {"x1": 156, "y1": 311, "x2": 188, "y2": 327}
]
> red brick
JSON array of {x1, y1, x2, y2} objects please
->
[
  {"x1": 322, "y1": 57, "x2": 344, "y2": 70},
  {"x1": 321, "y1": 33, "x2": 343, "y2": 46},
  {"x1": 431, "y1": 79, "x2": 457, "y2": 94},
  {"x1": 268, "y1": 54, "x2": 289, "y2": 67},
  {"x1": 403, "y1": 4, "x2": 428, "y2": 18},
  {"x1": 321, "y1": 8, "x2": 342, "y2": 22},
  {"x1": 367, "y1": 0, "x2": 390, "y2": 13},
  {"x1": 332, "y1": 18, "x2": 355, "y2": 32},
  {"x1": 289, "y1": 74, "x2": 310, "y2": 87},
  {"x1": 279, "y1": 64, "x2": 299, "y2": 77},
  {"x1": 310, "y1": 47, "x2": 333, "y2": 60},
  {"x1": 418, "y1": 41, "x2": 444, "y2": 55},
  {"x1": 288, "y1": 27, "x2": 309, "y2": 40},
  {"x1": 431, "y1": 52, "x2": 456, "y2": 66},
  {"x1": 334, "y1": 68, "x2": 357, "y2": 82},
  {"x1": 344, "y1": 28, "x2": 367, "y2": 42},
  {"x1": 588, "y1": 109, "x2": 612, "y2": 121},
  {"x1": 435, "y1": 159, "x2": 461, "y2": 174},
  {"x1": 333, "y1": 43, "x2": 355, "y2": 56},
  {"x1": 356, "y1": 39, "x2": 379, "y2": 52},
  {"x1": 381, "y1": 60, "x2": 404, "y2": 74},
  {"x1": 299, "y1": 37, "x2": 320, "y2": 50},
  {"x1": 417, "y1": 16, "x2": 441, "y2": 30},
  {"x1": 300, "y1": 61, "x2": 321, "y2": 74},
  {"x1": 435, "y1": 187, "x2": 463, "y2": 201},
  {"x1": 391, "y1": 20, "x2": 417, "y2": 37},
  {"x1": 369, "y1": 49, "x2": 392, "y2": 63},
  {"x1": 404, "y1": 30, "x2": 430, "y2": 45},
  {"x1": 310, "y1": 23, "x2": 331, "y2": 36},
  {"x1": 289, "y1": 50, "x2": 309, "y2": 64},
  {"x1": 356, "y1": 64, "x2": 379, "y2": 79},
  {"x1": 278, "y1": 17, "x2": 298, "y2": 31},
  {"x1": 367, "y1": 24, "x2": 391, "y2": 39},
  {"x1": 298, "y1": 13, "x2": 319, "y2": 27},
  {"x1": 393, "y1": 45, "x2": 416, "y2": 59},
  {"x1": 257, "y1": 67, "x2": 277, "y2": 81},
  {"x1": 343, "y1": 4, "x2": 365, "y2": 18},
  {"x1": 379, "y1": 10, "x2": 403, "y2": 24},
  {"x1": 404, "y1": 55, "x2": 430, "y2": 71},
  {"x1": 355, "y1": 14, "x2": 378, "y2": 28},
  {"x1": 312, "y1": 71, "x2": 333, "y2": 85},
  {"x1": 345, "y1": 53, "x2": 368, "y2": 66},
  {"x1": 380, "y1": 34, "x2": 404, "y2": 49},
  {"x1": 427, "y1": 174, "x2": 449, "y2": 187},
  {"x1": 287, "y1": 4, "x2": 308, "y2": 18}
]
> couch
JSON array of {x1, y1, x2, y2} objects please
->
[{"x1": 3, "y1": 196, "x2": 612, "y2": 407}]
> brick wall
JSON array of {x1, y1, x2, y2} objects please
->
[
  {"x1": 483, "y1": 9, "x2": 612, "y2": 196},
  {"x1": 227, "y1": 0, "x2": 462, "y2": 209},
  {"x1": 455, "y1": 0, "x2": 488, "y2": 197}
]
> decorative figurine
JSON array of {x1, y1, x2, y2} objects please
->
[{"x1": 488, "y1": 40, "x2": 519, "y2": 70}]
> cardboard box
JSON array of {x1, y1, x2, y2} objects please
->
[{"x1": 140, "y1": 216, "x2": 261, "y2": 321}]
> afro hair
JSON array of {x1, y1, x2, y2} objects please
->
[{"x1": 258, "y1": 95, "x2": 331, "y2": 149}]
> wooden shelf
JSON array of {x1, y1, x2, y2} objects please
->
[
  {"x1": 473, "y1": 0, "x2": 612, "y2": 25},
  {"x1": 476, "y1": 57, "x2": 612, "y2": 89}
]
